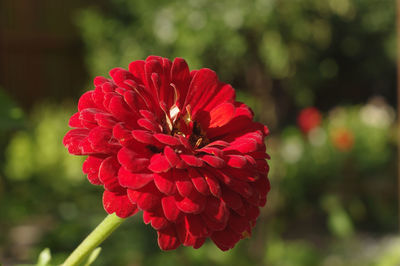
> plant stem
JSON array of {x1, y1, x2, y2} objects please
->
[{"x1": 62, "y1": 213, "x2": 125, "y2": 266}]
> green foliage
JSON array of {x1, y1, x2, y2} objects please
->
[
  {"x1": 75, "y1": 0, "x2": 395, "y2": 110},
  {"x1": 0, "y1": 88, "x2": 25, "y2": 131},
  {"x1": 264, "y1": 238, "x2": 321, "y2": 266},
  {"x1": 269, "y1": 100, "x2": 397, "y2": 238},
  {"x1": 5, "y1": 104, "x2": 84, "y2": 183}
]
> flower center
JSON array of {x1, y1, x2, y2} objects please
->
[
  {"x1": 167, "y1": 109, "x2": 209, "y2": 149},
  {"x1": 188, "y1": 121, "x2": 209, "y2": 149}
]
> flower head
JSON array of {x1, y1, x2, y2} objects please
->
[
  {"x1": 297, "y1": 107, "x2": 322, "y2": 134},
  {"x1": 63, "y1": 56, "x2": 270, "y2": 251}
]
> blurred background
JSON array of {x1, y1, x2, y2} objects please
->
[{"x1": 0, "y1": 0, "x2": 398, "y2": 265}]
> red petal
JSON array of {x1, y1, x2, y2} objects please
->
[
  {"x1": 193, "y1": 238, "x2": 206, "y2": 249},
  {"x1": 100, "y1": 81, "x2": 115, "y2": 92},
  {"x1": 205, "y1": 140, "x2": 230, "y2": 148},
  {"x1": 153, "y1": 172, "x2": 177, "y2": 195},
  {"x1": 91, "y1": 87, "x2": 105, "y2": 109},
  {"x1": 171, "y1": 58, "x2": 191, "y2": 109},
  {"x1": 138, "y1": 118, "x2": 160, "y2": 132},
  {"x1": 180, "y1": 154, "x2": 204, "y2": 167},
  {"x1": 222, "y1": 167, "x2": 258, "y2": 182},
  {"x1": 156, "y1": 58, "x2": 173, "y2": 108},
  {"x1": 211, "y1": 228, "x2": 241, "y2": 251},
  {"x1": 118, "y1": 167, "x2": 154, "y2": 189},
  {"x1": 175, "y1": 170, "x2": 194, "y2": 197},
  {"x1": 233, "y1": 205, "x2": 247, "y2": 217},
  {"x1": 132, "y1": 130, "x2": 155, "y2": 144},
  {"x1": 109, "y1": 68, "x2": 135, "y2": 84},
  {"x1": 139, "y1": 109, "x2": 156, "y2": 121},
  {"x1": 188, "y1": 168, "x2": 210, "y2": 195},
  {"x1": 198, "y1": 146, "x2": 224, "y2": 157},
  {"x1": 127, "y1": 186, "x2": 160, "y2": 211},
  {"x1": 199, "y1": 169, "x2": 221, "y2": 197},
  {"x1": 226, "y1": 155, "x2": 247, "y2": 168},
  {"x1": 175, "y1": 222, "x2": 206, "y2": 248},
  {"x1": 78, "y1": 91, "x2": 96, "y2": 111},
  {"x1": 103, "y1": 190, "x2": 138, "y2": 218},
  {"x1": 244, "y1": 154, "x2": 257, "y2": 165},
  {"x1": 202, "y1": 197, "x2": 229, "y2": 231},
  {"x1": 221, "y1": 188, "x2": 243, "y2": 210},
  {"x1": 143, "y1": 210, "x2": 169, "y2": 230},
  {"x1": 117, "y1": 147, "x2": 149, "y2": 172},
  {"x1": 163, "y1": 146, "x2": 180, "y2": 167},
  {"x1": 99, "y1": 156, "x2": 123, "y2": 192},
  {"x1": 216, "y1": 170, "x2": 254, "y2": 198},
  {"x1": 94, "y1": 112, "x2": 117, "y2": 128},
  {"x1": 153, "y1": 133, "x2": 181, "y2": 146},
  {"x1": 245, "y1": 204, "x2": 260, "y2": 221},
  {"x1": 144, "y1": 59, "x2": 162, "y2": 102},
  {"x1": 128, "y1": 60, "x2": 146, "y2": 83},
  {"x1": 68, "y1": 112, "x2": 83, "y2": 128},
  {"x1": 176, "y1": 193, "x2": 206, "y2": 214},
  {"x1": 178, "y1": 135, "x2": 192, "y2": 150},
  {"x1": 79, "y1": 138, "x2": 96, "y2": 154},
  {"x1": 184, "y1": 215, "x2": 209, "y2": 237},
  {"x1": 123, "y1": 88, "x2": 149, "y2": 111},
  {"x1": 79, "y1": 108, "x2": 98, "y2": 128},
  {"x1": 203, "y1": 83, "x2": 235, "y2": 112},
  {"x1": 259, "y1": 197, "x2": 267, "y2": 207},
  {"x1": 184, "y1": 69, "x2": 218, "y2": 116},
  {"x1": 201, "y1": 155, "x2": 225, "y2": 168},
  {"x1": 148, "y1": 154, "x2": 171, "y2": 173},
  {"x1": 82, "y1": 156, "x2": 103, "y2": 185},
  {"x1": 112, "y1": 123, "x2": 134, "y2": 147},
  {"x1": 63, "y1": 128, "x2": 90, "y2": 155},
  {"x1": 161, "y1": 196, "x2": 181, "y2": 222},
  {"x1": 94, "y1": 76, "x2": 108, "y2": 86},
  {"x1": 108, "y1": 95, "x2": 138, "y2": 124},
  {"x1": 87, "y1": 126, "x2": 119, "y2": 154},
  {"x1": 224, "y1": 138, "x2": 258, "y2": 153},
  {"x1": 209, "y1": 102, "x2": 235, "y2": 128},
  {"x1": 254, "y1": 175, "x2": 271, "y2": 198},
  {"x1": 207, "y1": 116, "x2": 252, "y2": 140},
  {"x1": 157, "y1": 225, "x2": 180, "y2": 251},
  {"x1": 228, "y1": 212, "x2": 250, "y2": 235}
]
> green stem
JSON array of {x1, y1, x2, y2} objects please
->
[{"x1": 62, "y1": 213, "x2": 125, "y2": 266}]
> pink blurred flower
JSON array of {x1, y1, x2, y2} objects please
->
[{"x1": 297, "y1": 107, "x2": 322, "y2": 134}]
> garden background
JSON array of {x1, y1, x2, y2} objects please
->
[{"x1": 0, "y1": 0, "x2": 398, "y2": 265}]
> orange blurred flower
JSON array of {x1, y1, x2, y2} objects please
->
[{"x1": 331, "y1": 128, "x2": 355, "y2": 152}]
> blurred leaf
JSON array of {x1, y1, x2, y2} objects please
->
[
  {"x1": 321, "y1": 195, "x2": 354, "y2": 238},
  {"x1": 36, "y1": 248, "x2": 51, "y2": 266},
  {"x1": 0, "y1": 88, "x2": 25, "y2": 131}
]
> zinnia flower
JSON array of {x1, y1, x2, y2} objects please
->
[
  {"x1": 297, "y1": 107, "x2": 322, "y2": 134},
  {"x1": 63, "y1": 56, "x2": 270, "y2": 251}
]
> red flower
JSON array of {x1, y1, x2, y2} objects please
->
[
  {"x1": 297, "y1": 107, "x2": 322, "y2": 134},
  {"x1": 63, "y1": 56, "x2": 270, "y2": 251}
]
